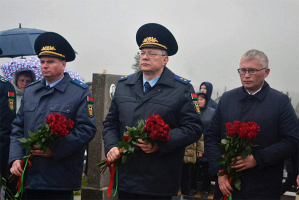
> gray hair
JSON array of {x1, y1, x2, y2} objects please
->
[
  {"x1": 241, "y1": 49, "x2": 269, "y2": 68},
  {"x1": 161, "y1": 50, "x2": 168, "y2": 56}
]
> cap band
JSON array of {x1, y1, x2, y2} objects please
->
[
  {"x1": 39, "y1": 51, "x2": 65, "y2": 58},
  {"x1": 140, "y1": 37, "x2": 167, "y2": 50},
  {"x1": 140, "y1": 43, "x2": 167, "y2": 50}
]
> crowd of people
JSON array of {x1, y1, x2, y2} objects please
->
[{"x1": 0, "y1": 22, "x2": 298, "y2": 200}]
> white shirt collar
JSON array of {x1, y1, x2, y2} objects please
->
[{"x1": 246, "y1": 87, "x2": 262, "y2": 95}]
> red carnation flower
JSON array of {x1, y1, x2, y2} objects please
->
[
  {"x1": 124, "y1": 134, "x2": 129, "y2": 142},
  {"x1": 144, "y1": 114, "x2": 170, "y2": 142},
  {"x1": 46, "y1": 113, "x2": 74, "y2": 137},
  {"x1": 238, "y1": 122, "x2": 249, "y2": 139},
  {"x1": 67, "y1": 122, "x2": 74, "y2": 130},
  {"x1": 246, "y1": 122, "x2": 260, "y2": 141},
  {"x1": 225, "y1": 122, "x2": 235, "y2": 137},
  {"x1": 46, "y1": 114, "x2": 55, "y2": 125},
  {"x1": 247, "y1": 132, "x2": 256, "y2": 141},
  {"x1": 233, "y1": 121, "x2": 241, "y2": 134},
  {"x1": 144, "y1": 122, "x2": 155, "y2": 132},
  {"x1": 59, "y1": 128, "x2": 69, "y2": 137}
]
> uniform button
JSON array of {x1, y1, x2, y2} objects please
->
[
  {"x1": 67, "y1": 109, "x2": 70, "y2": 112},
  {"x1": 38, "y1": 109, "x2": 40, "y2": 111},
  {"x1": 50, "y1": 108, "x2": 53, "y2": 110}
]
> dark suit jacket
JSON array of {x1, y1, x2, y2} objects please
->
[{"x1": 205, "y1": 81, "x2": 298, "y2": 199}]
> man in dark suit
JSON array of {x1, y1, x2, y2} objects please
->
[{"x1": 205, "y1": 49, "x2": 298, "y2": 200}]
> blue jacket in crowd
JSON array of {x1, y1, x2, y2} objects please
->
[
  {"x1": 9, "y1": 73, "x2": 96, "y2": 191},
  {"x1": 200, "y1": 82, "x2": 217, "y2": 109}
]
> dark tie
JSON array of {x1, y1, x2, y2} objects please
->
[
  {"x1": 46, "y1": 85, "x2": 51, "y2": 91},
  {"x1": 144, "y1": 82, "x2": 151, "y2": 94}
]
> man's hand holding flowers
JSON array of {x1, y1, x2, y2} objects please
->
[
  {"x1": 218, "y1": 174, "x2": 233, "y2": 197},
  {"x1": 98, "y1": 114, "x2": 170, "y2": 197},
  {"x1": 136, "y1": 138, "x2": 159, "y2": 154},
  {"x1": 216, "y1": 121, "x2": 260, "y2": 199},
  {"x1": 231, "y1": 154, "x2": 257, "y2": 172},
  {"x1": 9, "y1": 113, "x2": 74, "y2": 199},
  {"x1": 106, "y1": 147, "x2": 122, "y2": 163},
  {"x1": 31, "y1": 145, "x2": 53, "y2": 157},
  {"x1": 11, "y1": 144, "x2": 53, "y2": 177},
  {"x1": 10, "y1": 160, "x2": 22, "y2": 176},
  {"x1": 219, "y1": 154, "x2": 257, "y2": 197}
]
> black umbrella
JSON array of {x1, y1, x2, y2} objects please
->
[{"x1": 0, "y1": 23, "x2": 46, "y2": 58}]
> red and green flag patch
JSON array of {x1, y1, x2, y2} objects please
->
[
  {"x1": 191, "y1": 93, "x2": 197, "y2": 100},
  {"x1": 8, "y1": 92, "x2": 15, "y2": 97},
  {"x1": 87, "y1": 96, "x2": 94, "y2": 103}
]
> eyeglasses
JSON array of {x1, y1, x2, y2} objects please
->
[
  {"x1": 137, "y1": 51, "x2": 166, "y2": 59},
  {"x1": 237, "y1": 67, "x2": 266, "y2": 75}
]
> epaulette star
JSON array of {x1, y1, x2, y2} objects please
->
[
  {"x1": 174, "y1": 74, "x2": 190, "y2": 84},
  {"x1": 26, "y1": 80, "x2": 41, "y2": 87},
  {"x1": 0, "y1": 75, "x2": 8, "y2": 82},
  {"x1": 70, "y1": 79, "x2": 89, "y2": 89},
  {"x1": 118, "y1": 74, "x2": 132, "y2": 82}
]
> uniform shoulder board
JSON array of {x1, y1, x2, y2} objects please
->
[
  {"x1": 26, "y1": 80, "x2": 41, "y2": 87},
  {"x1": 174, "y1": 74, "x2": 191, "y2": 84},
  {"x1": 118, "y1": 74, "x2": 132, "y2": 82},
  {"x1": 70, "y1": 79, "x2": 89, "y2": 89},
  {"x1": 0, "y1": 75, "x2": 8, "y2": 82}
]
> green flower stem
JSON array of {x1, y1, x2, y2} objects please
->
[
  {"x1": 100, "y1": 163, "x2": 109, "y2": 174},
  {"x1": 5, "y1": 187, "x2": 17, "y2": 200},
  {"x1": 9, "y1": 174, "x2": 17, "y2": 184}
]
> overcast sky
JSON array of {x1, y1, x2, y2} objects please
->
[{"x1": 1, "y1": 0, "x2": 298, "y2": 105}]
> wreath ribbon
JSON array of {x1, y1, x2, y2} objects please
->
[
  {"x1": 15, "y1": 155, "x2": 32, "y2": 198},
  {"x1": 106, "y1": 158, "x2": 119, "y2": 197}
]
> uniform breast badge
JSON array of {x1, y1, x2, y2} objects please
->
[
  {"x1": 191, "y1": 93, "x2": 200, "y2": 114},
  {"x1": 8, "y1": 92, "x2": 15, "y2": 111},
  {"x1": 87, "y1": 96, "x2": 94, "y2": 117}
]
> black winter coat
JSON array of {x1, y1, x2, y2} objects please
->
[
  {"x1": 205, "y1": 81, "x2": 298, "y2": 199},
  {"x1": 102, "y1": 67, "x2": 202, "y2": 196},
  {"x1": 0, "y1": 76, "x2": 16, "y2": 178}
]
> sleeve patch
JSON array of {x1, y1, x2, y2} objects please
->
[{"x1": 87, "y1": 96, "x2": 94, "y2": 103}]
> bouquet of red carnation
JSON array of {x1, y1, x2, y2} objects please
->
[
  {"x1": 97, "y1": 114, "x2": 170, "y2": 172},
  {"x1": 9, "y1": 113, "x2": 74, "y2": 198},
  {"x1": 97, "y1": 114, "x2": 170, "y2": 197},
  {"x1": 216, "y1": 121, "x2": 260, "y2": 196},
  {"x1": 18, "y1": 113, "x2": 74, "y2": 154}
]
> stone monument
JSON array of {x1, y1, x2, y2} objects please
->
[{"x1": 81, "y1": 73, "x2": 122, "y2": 200}]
